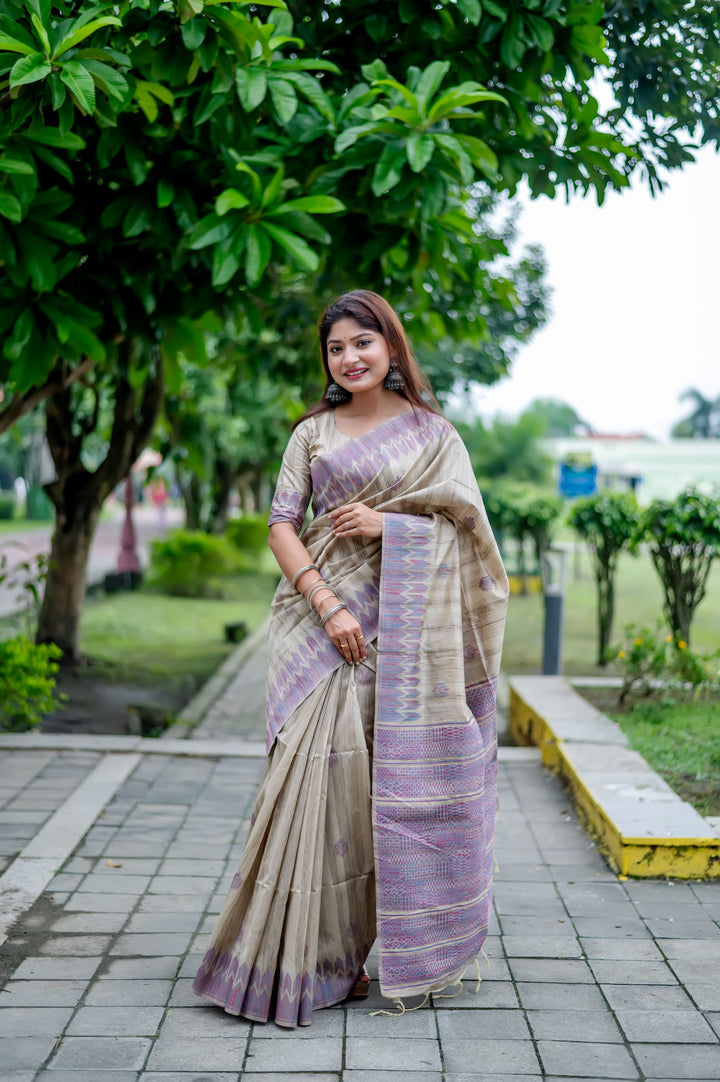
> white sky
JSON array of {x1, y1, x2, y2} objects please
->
[{"x1": 470, "y1": 144, "x2": 720, "y2": 439}]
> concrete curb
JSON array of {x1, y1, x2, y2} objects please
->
[{"x1": 509, "y1": 675, "x2": 720, "y2": 879}]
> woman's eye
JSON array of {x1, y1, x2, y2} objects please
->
[{"x1": 358, "y1": 339, "x2": 371, "y2": 347}]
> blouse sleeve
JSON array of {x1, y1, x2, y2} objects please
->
[{"x1": 267, "y1": 422, "x2": 312, "y2": 533}]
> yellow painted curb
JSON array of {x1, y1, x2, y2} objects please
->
[{"x1": 509, "y1": 682, "x2": 720, "y2": 880}]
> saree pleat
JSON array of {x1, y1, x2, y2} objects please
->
[
  {"x1": 193, "y1": 409, "x2": 507, "y2": 1026},
  {"x1": 193, "y1": 656, "x2": 376, "y2": 1026}
]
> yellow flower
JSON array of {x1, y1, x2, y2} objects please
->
[
  {"x1": 678, "y1": 640, "x2": 687, "y2": 650},
  {"x1": 617, "y1": 650, "x2": 626, "y2": 659},
  {"x1": 665, "y1": 635, "x2": 672, "y2": 643},
  {"x1": 633, "y1": 638, "x2": 643, "y2": 646}
]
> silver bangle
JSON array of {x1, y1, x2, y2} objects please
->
[
  {"x1": 306, "y1": 582, "x2": 336, "y2": 611},
  {"x1": 291, "y1": 564, "x2": 319, "y2": 590},
  {"x1": 320, "y1": 602, "x2": 348, "y2": 627}
]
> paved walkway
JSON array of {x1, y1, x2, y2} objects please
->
[{"x1": 1, "y1": 637, "x2": 720, "y2": 1080}]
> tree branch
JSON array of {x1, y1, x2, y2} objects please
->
[{"x1": 0, "y1": 358, "x2": 95, "y2": 437}]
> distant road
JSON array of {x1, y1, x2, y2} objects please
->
[{"x1": 0, "y1": 502, "x2": 184, "y2": 620}]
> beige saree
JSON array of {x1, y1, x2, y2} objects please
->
[{"x1": 193, "y1": 408, "x2": 508, "y2": 1026}]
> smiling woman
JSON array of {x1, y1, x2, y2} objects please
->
[{"x1": 192, "y1": 290, "x2": 509, "y2": 1027}]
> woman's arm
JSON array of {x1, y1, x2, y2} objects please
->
[{"x1": 268, "y1": 522, "x2": 368, "y2": 664}]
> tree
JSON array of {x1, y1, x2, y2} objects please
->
[
  {"x1": 456, "y1": 412, "x2": 554, "y2": 485},
  {"x1": 2, "y1": 0, "x2": 719, "y2": 658},
  {"x1": 523, "y1": 397, "x2": 589, "y2": 438},
  {"x1": 568, "y1": 491, "x2": 639, "y2": 666},
  {"x1": 633, "y1": 487, "x2": 720, "y2": 646},
  {"x1": 671, "y1": 389, "x2": 720, "y2": 439},
  {"x1": 483, "y1": 481, "x2": 563, "y2": 595}
]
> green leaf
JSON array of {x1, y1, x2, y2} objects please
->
[
  {"x1": 282, "y1": 70, "x2": 335, "y2": 121},
  {"x1": 428, "y1": 84, "x2": 507, "y2": 123},
  {"x1": 186, "y1": 213, "x2": 234, "y2": 249},
  {"x1": 268, "y1": 76, "x2": 297, "y2": 124},
  {"x1": 0, "y1": 15, "x2": 36, "y2": 54},
  {"x1": 456, "y1": 0, "x2": 481, "y2": 25},
  {"x1": 244, "y1": 223, "x2": 271, "y2": 286},
  {"x1": 260, "y1": 165, "x2": 284, "y2": 209},
  {"x1": 215, "y1": 188, "x2": 251, "y2": 215},
  {"x1": 269, "y1": 195, "x2": 344, "y2": 215},
  {"x1": 212, "y1": 233, "x2": 243, "y2": 287},
  {"x1": 261, "y1": 220, "x2": 319, "y2": 271},
  {"x1": 371, "y1": 143, "x2": 404, "y2": 196},
  {"x1": 453, "y1": 133, "x2": 499, "y2": 177},
  {"x1": 0, "y1": 157, "x2": 35, "y2": 176},
  {"x1": 181, "y1": 18, "x2": 206, "y2": 50},
  {"x1": 9, "y1": 52, "x2": 51, "y2": 88},
  {"x1": 0, "y1": 190, "x2": 23, "y2": 223},
  {"x1": 23, "y1": 127, "x2": 85, "y2": 150},
  {"x1": 525, "y1": 13, "x2": 554, "y2": 52},
  {"x1": 59, "y1": 59, "x2": 96, "y2": 114},
  {"x1": 406, "y1": 132, "x2": 435, "y2": 173},
  {"x1": 30, "y1": 144, "x2": 73, "y2": 183},
  {"x1": 134, "y1": 80, "x2": 174, "y2": 122},
  {"x1": 123, "y1": 202, "x2": 151, "y2": 238},
  {"x1": 415, "y1": 60, "x2": 450, "y2": 109},
  {"x1": 500, "y1": 13, "x2": 527, "y2": 68},
  {"x1": 3, "y1": 309, "x2": 33, "y2": 361},
  {"x1": 81, "y1": 58, "x2": 128, "y2": 100},
  {"x1": 18, "y1": 229, "x2": 57, "y2": 291},
  {"x1": 235, "y1": 66, "x2": 267, "y2": 111},
  {"x1": 30, "y1": 11, "x2": 51, "y2": 54},
  {"x1": 32, "y1": 217, "x2": 84, "y2": 245},
  {"x1": 52, "y1": 15, "x2": 121, "y2": 59},
  {"x1": 157, "y1": 179, "x2": 175, "y2": 208}
]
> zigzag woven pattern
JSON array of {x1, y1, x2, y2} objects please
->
[{"x1": 374, "y1": 513, "x2": 497, "y2": 998}]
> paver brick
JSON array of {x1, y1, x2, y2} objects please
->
[
  {"x1": 345, "y1": 1037, "x2": 441, "y2": 1072},
  {"x1": 536, "y1": 1040, "x2": 639, "y2": 1078},
  {"x1": 11, "y1": 955, "x2": 102, "y2": 980},
  {"x1": 66, "y1": 1005, "x2": 165, "y2": 1036},
  {"x1": 1, "y1": 979, "x2": 88, "y2": 1006},
  {"x1": 50, "y1": 1036, "x2": 152, "y2": 1071},
  {"x1": 441, "y1": 1037, "x2": 540, "y2": 1075},
  {"x1": 526, "y1": 1009, "x2": 623, "y2": 1043},
  {"x1": 0, "y1": 1006, "x2": 73, "y2": 1037},
  {"x1": 615, "y1": 1009, "x2": 718, "y2": 1043},
  {"x1": 85, "y1": 978, "x2": 174, "y2": 1006},
  {"x1": 437, "y1": 1008, "x2": 531, "y2": 1040},
  {"x1": 632, "y1": 1043, "x2": 720, "y2": 1079}
]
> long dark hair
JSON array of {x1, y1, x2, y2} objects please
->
[{"x1": 294, "y1": 290, "x2": 439, "y2": 428}]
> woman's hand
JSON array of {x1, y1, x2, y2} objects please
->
[
  {"x1": 329, "y1": 502, "x2": 383, "y2": 539},
  {"x1": 321, "y1": 604, "x2": 367, "y2": 665}
]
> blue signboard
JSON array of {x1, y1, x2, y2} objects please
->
[{"x1": 559, "y1": 462, "x2": 597, "y2": 498}]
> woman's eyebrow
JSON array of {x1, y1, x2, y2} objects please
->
[{"x1": 327, "y1": 333, "x2": 373, "y2": 344}]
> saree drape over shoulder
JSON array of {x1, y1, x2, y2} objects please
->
[{"x1": 193, "y1": 408, "x2": 508, "y2": 1027}]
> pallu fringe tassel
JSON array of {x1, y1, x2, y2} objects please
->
[{"x1": 371, "y1": 950, "x2": 491, "y2": 1017}]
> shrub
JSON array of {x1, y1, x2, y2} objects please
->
[
  {"x1": 147, "y1": 529, "x2": 250, "y2": 598},
  {"x1": 226, "y1": 513, "x2": 269, "y2": 555},
  {"x1": 0, "y1": 493, "x2": 16, "y2": 520},
  {"x1": 0, "y1": 636, "x2": 62, "y2": 732},
  {"x1": 568, "y1": 490, "x2": 639, "y2": 666},
  {"x1": 633, "y1": 486, "x2": 720, "y2": 646},
  {"x1": 609, "y1": 622, "x2": 720, "y2": 706}
]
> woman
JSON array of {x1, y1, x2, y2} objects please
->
[{"x1": 193, "y1": 290, "x2": 508, "y2": 1027}]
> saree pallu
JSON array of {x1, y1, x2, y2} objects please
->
[{"x1": 193, "y1": 408, "x2": 508, "y2": 1026}]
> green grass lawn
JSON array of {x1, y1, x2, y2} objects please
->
[
  {"x1": 501, "y1": 549, "x2": 720, "y2": 677},
  {"x1": 609, "y1": 699, "x2": 720, "y2": 817},
  {"x1": 79, "y1": 571, "x2": 279, "y2": 685}
]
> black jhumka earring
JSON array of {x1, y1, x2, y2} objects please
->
[
  {"x1": 325, "y1": 382, "x2": 351, "y2": 404},
  {"x1": 384, "y1": 365, "x2": 404, "y2": 391}
]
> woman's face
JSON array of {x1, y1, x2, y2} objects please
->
[{"x1": 326, "y1": 317, "x2": 391, "y2": 395}]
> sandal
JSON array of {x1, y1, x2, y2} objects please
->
[{"x1": 349, "y1": 966, "x2": 371, "y2": 1000}]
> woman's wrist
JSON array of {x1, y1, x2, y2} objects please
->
[{"x1": 314, "y1": 590, "x2": 339, "y2": 616}]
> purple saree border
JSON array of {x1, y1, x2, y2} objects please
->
[{"x1": 374, "y1": 513, "x2": 495, "y2": 997}]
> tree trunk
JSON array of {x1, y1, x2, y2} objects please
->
[
  {"x1": 208, "y1": 459, "x2": 237, "y2": 534},
  {"x1": 176, "y1": 471, "x2": 201, "y2": 530},
  {"x1": 594, "y1": 553, "x2": 615, "y2": 667},
  {"x1": 36, "y1": 352, "x2": 163, "y2": 661},
  {"x1": 36, "y1": 498, "x2": 99, "y2": 662}
]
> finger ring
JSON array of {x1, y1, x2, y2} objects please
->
[
  {"x1": 357, "y1": 634, "x2": 365, "y2": 640},
  {"x1": 339, "y1": 642, "x2": 348, "y2": 648}
]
